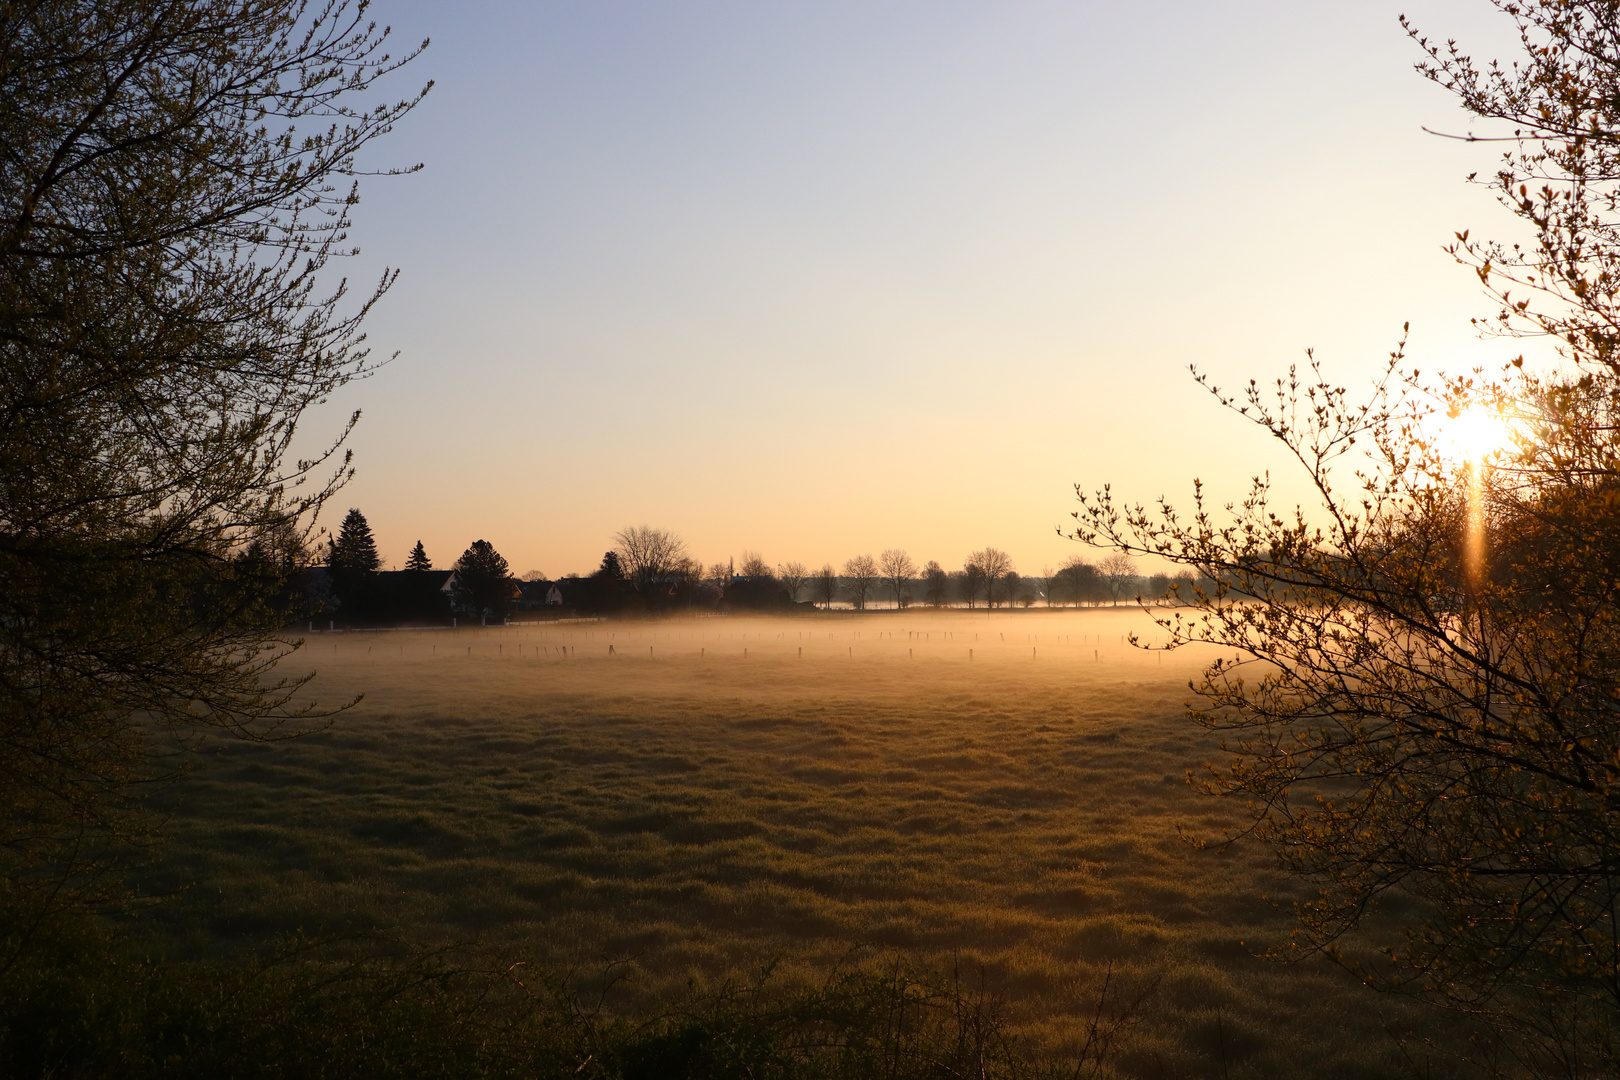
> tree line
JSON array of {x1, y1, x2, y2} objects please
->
[{"x1": 304, "y1": 514, "x2": 1208, "y2": 623}]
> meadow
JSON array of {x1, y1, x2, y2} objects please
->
[{"x1": 132, "y1": 610, "x2": 1463, "y2": 1078}]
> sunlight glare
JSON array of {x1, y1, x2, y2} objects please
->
[{"x1": 1446, "y1": 406, "x2": 1511, "y2": 465}]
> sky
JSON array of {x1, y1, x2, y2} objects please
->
[{"x1": 311, "y1": 0, "x2": 1537, "y2": 579}]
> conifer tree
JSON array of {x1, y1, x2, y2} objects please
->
[
  {"x1": 453, "y1": 540, "x2": 514, "y2": 617},
  {"x1": 328, "y1": 509, "x2": 381, "y2": 573},
  {"x1": 404, "y1": 540, "x2": 432, "y2": 572}
]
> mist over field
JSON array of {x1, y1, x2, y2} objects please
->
[
  {"x1": 130, "y1": 609, "x2": 1454, "y2": 1074},
  {"x1": 18, "y1": 0, "x2": 1620, "y2": 1074}
]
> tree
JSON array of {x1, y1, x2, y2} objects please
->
[
  {"x1": 326, "y1": 508, "x2": 383, "y2": 621},
  {"x1": 0, "y1": 0, "x2": 425, "y2": 922},
  {"x1": 1067, "y1": 6, "x2": 1620, "y2": 1066},
  {"x1": 956, "y1": 565, "x2": 985, "y2": 609},
  {"x1": 1144, "y1": 573, "x2": 1171, "y2": 602},
  {"x1": 453, "y1": 541, "x2": 514, "y2": 619},
  {"x1": 613, "y1": 525, "x2": 688, "y2": 598},
  {"x1": 329, "y1": 509, "x2": 382, "y2": 574},
  {"x1": 878, "y1": 549, "x2": 916, "y2": 609},
  {"x1": 814, "y1": 564, "x2": 839, "y2": 609},
  {"x1": 967, "y1": 548, "x2": 1013, "y2": 608},
  {"x1": 923, "y1": 561, "x2": 951, "y2": 607},
  {"x1": 1097, "y1": 551, "x2": 1137, "y2": 605},
  {"x1": 777, "y1": 561, "x2": 808, "y2": 602},
  {"x1": 1405, "y1": 3, "x2": 1620, "y2": 377},
  {"x1": 842, "y1": 555, "x2": 880, "y2": 611},
  {"x1": 1067, "y1": 558, "x2": 1107, "y2": 606},
  {"x1": 1006, "y1": 571, "x2": 1037, "y2": 608},
  {"x1": 404, "y1": 541, "x2": 433, "y2": 572},
  {"x1": 1048, "y1": 558, "x2": 1083, "y2": 606},
  {"x1": 725, "y1": 552, "x2": 783, "y2": 609}
]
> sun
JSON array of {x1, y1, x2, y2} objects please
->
[{"x1": 1444, "y1": 406, "x2": 1512, "y2": 465}]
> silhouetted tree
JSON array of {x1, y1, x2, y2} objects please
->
[
  {"x1": 879, "y1": 549, "x2": 916, "y2": 609},
  {"x1": 1051, "y1": 557, "x2": 1104, "y2": 606},
  {"x1": 453, "y1": 540, "x2": 514, "y2": 619},
  {"x1": 329, "y1": 509, "x2": 381, "y2": 574},
  {"x1": 613, "y1": 525, "x2": 688, "y2": 599},
  {"x1": 967, "y1": 548, "x2": 1013, "y2": 608},
  {"x1": 1143, "y1": 573, "x2": 1171, "y2": 602},
  {"x1": 778, "y1": 561, "x2": 808, "y2": 602},
  {"x1": 325, "y1": 508, "x2": 382, "y2": 619},
  {"x1": 923, "y1": 561, "x2": 950, "y2": 607},
  {"x1": 738, "y1": 551, "x2": 771, "y2": 578},
  {"x1": 1007, "y1": 571, "x2": 1037, "y2": 607},
  {"x1": 956, "y1": 566, "x2": 984, "y2": 609},
  {"x1": 842, "y1": 555, "x2": 880, "y2": 611},
  {"x1": 814, "y1": 564, "x2": 838, "y2": 609},
  {"x1": 579, "y1": 551, "x2": 627, "y2": 612},
  {"x1": 404, "y1": 541, "x2": 433, "y2": 572},
  {"x1": 1097, "y1": 551, "x2": 1136, "y2": 605}
]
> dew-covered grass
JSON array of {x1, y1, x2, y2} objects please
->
[{"x1": 133, "y1": 609, "x2": 1463, "y2": 1078}]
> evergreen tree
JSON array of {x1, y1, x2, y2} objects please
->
[
  {"x1": 328, "y1": 509, "x2": 381, "y2": 573},
  {"x1": 453, "y1": 540, "x2": 513, "y2": 617},
  {"x1": 404, "y1": 541, "x2": 432, "y2": 572},
  {"x1": 595, "y1": 551, "x2": 624, "y2": 579}
]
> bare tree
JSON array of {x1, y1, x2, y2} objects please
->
[
  {"x1": 1007, "y1": 571, "x2": 1037, "y2": 607},
  {"x1": 813, "y1": 564, "x2": 838, "y2": 609},
  {"x1": 1143, "y1": 573, "x2": 1171, "y2": 603},
  {"x1": 923, "y1": 560, "x2": 950, "y2": 607},
  {"x1": 613, "y1": 525, "x2": 689, "y2": 595},
  {"x1": 1097, "y1": 551, "x2": 1137, "y2": 604},
  {"x1": 968, "y1": 548, "x2": 1014, "y2": 608},
  {"x1": 1051, "y1": 556, "x2": 1104, "y2": 606},
  {"x1": 738, "y1": 550, "x2": 771, "y2": 578},
  {"x1": 777, "y1": 561, "x2": 808, "y2": 602},
  {"x1": 956, "y1": 565, "x2": 985, "y2": 609},
  {"x1": 878, "y1": 549, "x2": 916, "y2": 609},
  {"x1": 843, "y1": 554, "x2": 880, "y2": 610}
]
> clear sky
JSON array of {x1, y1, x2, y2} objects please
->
[{"x1": 314, "y1": 0, "x2": 1534, "y2": 579}]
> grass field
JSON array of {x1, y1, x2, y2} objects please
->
[{"x1": 132, "y1": 609, "x2": 1462, "y2": 1078}]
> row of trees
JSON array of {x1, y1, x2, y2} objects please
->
[
  {"x1": 318, "y1": 509, "x2": 514, "y2": 621},
  {"x1": 782, "y1": 549, "x2": 1187, "y2": 610},
  {"x1": 314, "y1": 514, "x2": 1194, "y2": 621}
]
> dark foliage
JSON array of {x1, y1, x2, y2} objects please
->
[
  {"x1": 454, "y1": 540, "x2": 515, "y2": 619},
  {"x1": 0, "y1": 911, "x2": 1154, "y2": 1079},
  {"x1": 0, "y1": 0, "x2": 424, "y2": 927},
  {"x1": 405, "y1": 541, "x2": 433, "y2": 572}
]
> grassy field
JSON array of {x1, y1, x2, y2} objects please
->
[{"x1": 132, "y1": 609, "x2": 1461, "y2": 1078}]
